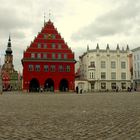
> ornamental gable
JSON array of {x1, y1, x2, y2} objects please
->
[{"x1": 22, "y1": 20, "x2": 74, "y2": 61}]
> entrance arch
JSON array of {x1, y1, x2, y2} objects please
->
[
  {"x1": 44, "y1": 78, "x2": 54, "y2": 91},
  {"x1": 29, "y1": 78, "x2": 40, "y2": 92},
  {"x1": 59, "y1": 79, "x2": 69, "y2": 92}
]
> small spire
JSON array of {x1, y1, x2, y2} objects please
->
[
  {"x1": 44, "y1": 12, "x2": 46, "y2": 26},
  {"x1": 8, "y1": 34, "x2": 11, "y2": 48},
  {"x1": 6, "y1": 35, "x2": 12, "y2": 55},
  {"x1": 96, "y1": 43, "x2": 99, "y2": 49},
  {"x1": 126, "y1": 44, "x2": 129, "y2": 51},
  {"x1": 106, "y1": 44, "x2": 109, "y2": 50},
  {"x1": 9, "y1": 34, "x2": 11, "y2": 42},
  {"x1": 87, "y1": 45, "x2": 89, "y2": 51},
  {"x1": 116, "y1": 44, "x2": 119, "y2": 50}
]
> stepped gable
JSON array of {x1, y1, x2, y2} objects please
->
[
  {"x1": 23, "y1": 19, "x2": 74, "y2": 61},
  {"x1": 22, "y1": 19, "x2": 75, "y2": 92}
]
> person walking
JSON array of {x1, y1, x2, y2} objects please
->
[{"x1": 76, "y1": 86, "x2": 79, "y2": 94}]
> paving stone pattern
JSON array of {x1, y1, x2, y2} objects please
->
[{"x1": 0, "y1": 92, "x2": 140, "y2": 140}]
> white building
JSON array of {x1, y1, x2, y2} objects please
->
[
  {"x1": 132, "y1": 47, "x2": 140, "y2": 91},
  {"x1": 76, "y1": 44, "x2": 131, "y2": 92}
]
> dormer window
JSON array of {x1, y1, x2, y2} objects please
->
[
  {"x1": 52, "y1": 43, "x2": 55, "y2": 49},
  {"x1": 52, "y1": 53, "x2": 55, "y2": 59},
  {"x1": 58, "y1": 44, "x2": 61, "y2": 49},
  {"x1": 43, "y1": 53, "x2": 47, "y2": 59},
  {"x1": 31, "y1": 53, "x2": 35, "y2": 58},
  {"x1": 44, "y1": 34, "x2": 47, "y2": 39},
  {"x1": 58, "y1": 53, "x2": 61, "y2": 59},
  {"x1": 37, "y1": 53, "x2": 41, "y2": 59},
  {"x1": 38, "y1": 43, "x2": 41, "y2": 48},
  {"x1": 52, "y1": 34, "x2": 55, "y2": 39},
  {"x1": 44, "y1": 44, "x2": 47, "y2": 48},
  {"x1": 64, "y1": 54, "x2": 67, "y2": 59}
]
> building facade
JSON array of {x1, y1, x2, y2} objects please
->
[
  {"x1": 132, "y1": 47, "x2": 140, "y2": 91},
  {"x1": 76, "y1": 44, "x2": 131, "y2": 92},
  {"x1": 22, "y1": 20, "x2": 75, "y2": 92},
  {"x1": 1, "y1": 37, "x2": 20, "y2": 91}
]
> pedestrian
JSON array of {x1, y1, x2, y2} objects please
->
[
  {"x1": 80, "y1": 88, "x2": 82, "y2": 94},
  {"x1": 116, "y1": 86, "x2": 119, "y2": 92},
  {"x1": 76, "y1": 86, "x2": 79, "y2": 94}
]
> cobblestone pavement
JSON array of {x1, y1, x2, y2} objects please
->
[{"x1": 0, "y1": 92, "x2": 140, "y2": 140}]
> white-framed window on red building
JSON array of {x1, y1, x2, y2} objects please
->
[
  {"x1": 52, "y1": 34, "x2": 55, "y2": 39},
  {"x1": 66, "y1": 65, "x2": 70, "y2": 72},
  {"x1": 43, "y1": 53, "x2": 47, "y2": 59},
  {"x1": 59, "y1": 65, "x2": 63, "y2": 72},
  {"x1": 58, "y1": 44, "x2": 61, "y2": 49},
  {"x1": 31, "y1": 53, "x2": 35, "y2": 58},
  {"x1": 52, "y1": 53, "x2": 55, "y2": 59},
  {"x1": 50, "y1": 65, "x2": 55, "y2": 72},
  {"x1": 52, "y1": 43, "x2": 55, "y2": 49},
  {"x1": 44, "y1": 65, "x2": 49, "y2": 72},
  {"x1": 28, "y1": 65, "x2": 34, "y2": 71},
  {"x1": 37, "y1": 53, "x2": 41, "y2": 59},
  {"x1": 64, "y1": 54, "x2": 67, "y2": 59},
  {"x1": 44, "y1": 44, "x2": 47, "y2": 48},
  {"x1": 35, "y1": 65, "x2": 40, "y2": 71},
  {"x1": 38, "y1": 43, "x2": 41, "y2": 48},
  {"x1": 58, "y1": 53, "x2": 61, "y2": 59},
  {"x1": 44, "y1": 34, "x2": 47, "y2": 39}
]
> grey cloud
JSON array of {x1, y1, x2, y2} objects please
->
[
  {"x1": 71, "y1": 0, "x2": 140, "y2": 41},
  {"x1": 0, "y1": 6, "x2": 33, "y2": 40},
  {"x1": 0, "y1": 8, "x2": 32, "y2": 30},
  {"x1": 12, "y1": 31, "x2": 26, "y2": 39}
]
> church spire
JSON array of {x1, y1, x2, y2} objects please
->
[{"x1": 6, "y1": 35, "x2": 12, "y2": 55}]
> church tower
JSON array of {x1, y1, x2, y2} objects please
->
[
  {"x1": 2, "y1": 36, "x2": 14, "y2": 73},
  {"x1": 2, "y1": 36, "x2": 19, "y2": 91}
]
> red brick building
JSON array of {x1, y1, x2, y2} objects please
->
[{"x1": 22, "y1": 20, "x2": 75, "y2": 92}]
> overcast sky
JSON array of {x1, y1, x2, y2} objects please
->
[{"x1": 0, "y1": 0, "x2": 140, "y2": 72}]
